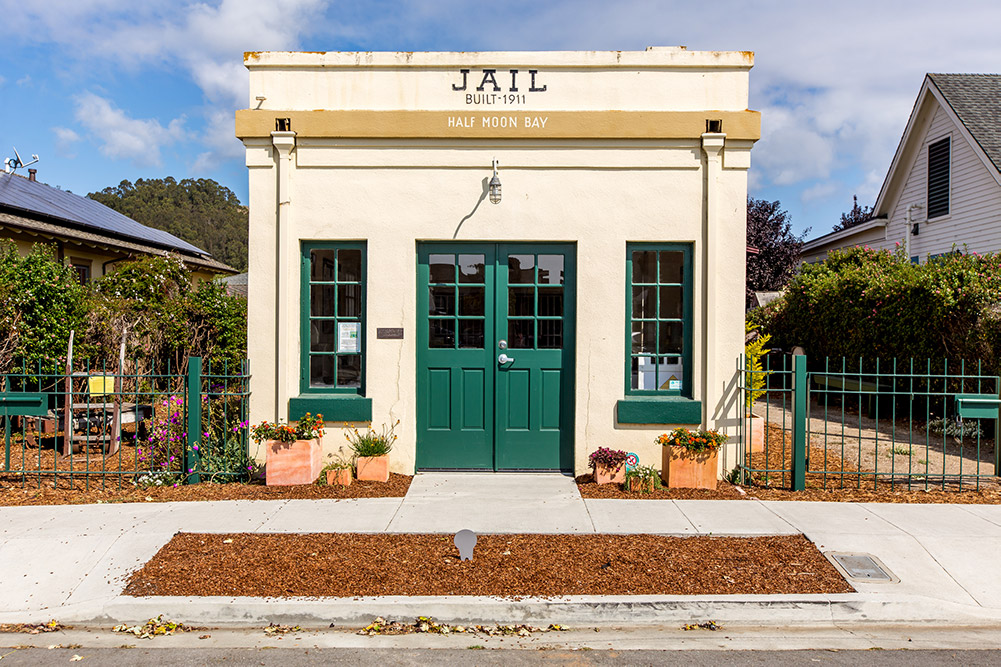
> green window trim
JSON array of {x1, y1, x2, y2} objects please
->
[
  {"x1": 289, "y1": 395, "x2": 372, "y2": 423},
  {"x1": 616, "y1": 396, "x2": 702, "y2": 425},
  {"x1": 299, "y1": 241, "x2": 367, "y2": 396},
  {"x1": 624, "y1": 242, "x2": 694, "y2": 399}
]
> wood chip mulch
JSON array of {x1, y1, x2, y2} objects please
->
[
  {"x1": 123, "y1": 533, "x2": 852, "y2": 598},
  {"x1": 0, "y1": 474, "x2": 413, "y2": 507},
  {"x1": 576, "y1": 475, "x2": 1001, "y2": 504}
]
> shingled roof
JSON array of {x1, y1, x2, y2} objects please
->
[
  {"x1": 928, "y1": 73, "x2": 1001, "y2": 174},
  {"x1": 0, "y1": 172, "x2": 236, "y2": 274}
]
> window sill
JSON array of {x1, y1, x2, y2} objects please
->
[
  {"x1": 289, "y1": 395, "x2": 372, "y2": 422},
  {"x1": 616, "y1": 396, "x2": 702, "y2": 425}
]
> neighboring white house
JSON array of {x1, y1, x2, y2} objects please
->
[{"x1": 802, "y1": 74, "x2": 1001, "y2": 264}]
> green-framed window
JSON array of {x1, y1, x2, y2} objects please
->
[
  {"x1": 300, "y1": 241, "x2": 366, "y2": 394},
  {"x1": 625, "y1": 243, "x2": 693, "y2": 397}
]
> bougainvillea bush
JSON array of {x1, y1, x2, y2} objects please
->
[{"x1": 751, "y1": 246, "x2": 1001, "y2": 372}]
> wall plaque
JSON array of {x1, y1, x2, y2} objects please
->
[{"x1": 377, "y1": 328, "x2": 404, "y2": 339}]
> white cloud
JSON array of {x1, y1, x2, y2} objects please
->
[
  {"x1": 52, "y1": 126, "x2": 81, "y2": 157},
  {"x1": 16, "y1": 74, "x2": 31, "y2": 86},
  {"x1": 74, "y1": 92, "x2": 185, "y2": 167}
]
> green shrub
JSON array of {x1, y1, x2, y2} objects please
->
[
  {"x1": 755, "y1": 246, "x2": 1001, "y2": 373},
  {"x1": 0, "y1": 240, "x2": 85, "y2": 370},
  {"x1": 346, "y1": 420, "x2": 398, "y2": 457}
]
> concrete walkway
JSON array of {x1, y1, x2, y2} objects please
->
[{"x1": 2, "y1": 473, "x2": 1001, "y2": 628}]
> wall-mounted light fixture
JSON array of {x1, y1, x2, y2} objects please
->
[{"x1": 488, "y1": 158, "x2": 502, "y2": 204}]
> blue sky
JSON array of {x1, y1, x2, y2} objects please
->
[{"x1": 1, "y1": 0, "x2": 1000, "y2": 240}]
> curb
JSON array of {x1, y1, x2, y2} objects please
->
[{"x1": 10, "y1": 594, "x2": 1001, "y2": 628}]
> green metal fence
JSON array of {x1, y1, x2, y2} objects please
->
[
  {"x1": 738, "y1": 354, "x2": 1001, "y2": 491},
  {"x1": 0, "y1": 357, "x2": 251, "y2": 490}
]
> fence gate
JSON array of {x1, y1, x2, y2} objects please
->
[
  {"x1": 0, "y1": 357, "x2": 251, "y2": 490},
  {"x1": 740, "y1": 354, "x2": 1001, "y2": 491}
]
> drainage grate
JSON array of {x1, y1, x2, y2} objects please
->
[{"x1": 827, "y1": 552, "x2": 896, "y2": 582}]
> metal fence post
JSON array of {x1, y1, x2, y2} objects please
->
[
  {"x1": 186, "y1": 356, "x2": 202, "y2": 484},
  {"x1": 792, "y1": 354, "x2": 808, "y2": 491}
]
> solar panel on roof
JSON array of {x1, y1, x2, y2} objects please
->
[{"x1": 0, "y1": 173, "x2": 208, "y2": 256}]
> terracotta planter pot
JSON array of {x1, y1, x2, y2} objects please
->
[
  {"x1": 356, "y1": 454, "x2": 390, "y2": 482},
  {"x1": 326, "y1": 468, "x2": 352, "y2": 486},
  {"x1": 265, "y1": 438, "x2": 322, "y2": 486},
  {"x1": 594, "y1": 463, "x2": 625, "y2": 485},
  {"x1": 625, "y1": 476, "x2": 656, "y2": 493},
  {"x1": 661, "y1": 445, "x2": 718, "y2": 490},
  {"x1": 746, "y1": 414, "x2": 765, "y2": 453}
]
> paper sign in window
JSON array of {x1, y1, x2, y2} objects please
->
[{"x1": 337, "y1": 322, "x2": 361, "y2": 353}]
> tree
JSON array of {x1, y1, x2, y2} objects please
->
[
  {"x1": 833, "y1": 195, "x2": 874, "y2": 232},
  {"x1": 746, "y1": 197, "x2": 807, "y2": 303},
  {"x1": 88, "y1": 177, "x2": 249, "y2": 271}
]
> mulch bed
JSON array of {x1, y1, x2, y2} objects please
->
[
  {"x1": 123, "y1": 533, "x2": 851, "y2": 598},
  {"x1": 0, "y1": 474, "x2": 413, "y2": 506},
  {"x1": 577, "y1": 476, "x2": 1001, "y2": 504}
]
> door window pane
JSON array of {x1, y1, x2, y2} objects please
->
[
  {"x1": 632, "y1": 251, "x2": 657, "y2": 284},
  {"x1": 458, "y1": 254, "x2": 485, "y2": 283},
  {"x1": 538, "y1": 320, "x2": 563, "y2": 349},
  {"x1": 337, "y1": 249, "x2": 362, "y2": 281},
  {"x1": 429, "y1": 319, "x2": 455, "y2": 348},
  {"x1": 508, "y1": 255, "x2": 535, "y2": 283},
  {"x1": 508, "y1": 319, "x2": 535, "y2": 349},
  {"x1": 458, "y1": 320, "x2": 485, "y2": 348},
  {"x1": 538, "y1": 287, "x2": 563, "y2": 317},
  {"x1": 311, "y1": 249, "x2": 337, "y2": 281},
  {"x1": 508, "y1": 287, "x2": 534, "y2": 317},
  {"x1": 458, "y1": 287, "x2": 484, "y2": 316},
  {"x1": 429, "y1": 286, "x2": 455, "y2": 316},
  {"x1": 429, "y1": 254, "x2": 455, "y2": 283},
  {"x1": 537, "y1": 255, "x2": 565, "y2": 285}
]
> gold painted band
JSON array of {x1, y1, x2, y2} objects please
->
[{"x1": 235, "y1": 110, "x2": 761, "y2": 141}]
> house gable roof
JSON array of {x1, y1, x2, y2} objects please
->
[
  {"x1": 873, "y1": 73, "x2": 1001, "y2": 218},
  {"x1": 928, "y1": 73, "x2": 1001, "y2": 174},
  {"x1": 0, "y1": 172, "x2": 206, "y2": 255}
]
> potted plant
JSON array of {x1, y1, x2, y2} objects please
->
[
  {"x1": 347, "y1": 419, "x2": 398, "y2": 482},
  {"x1": 624, "y1": 464, "x2": 662, "y2": 493},
  {"x1": 588, "y1": 447, "x2": 628, "y2": 485},
  {"x1": 320, "y1": 450, "x2": 354, "y2": 486},
  {"x1": 252, "y1": 412, "x2": 325, "y2": 486},
  {"x1": 657, "y1": 427, "x2": 727, "y2": 490}
]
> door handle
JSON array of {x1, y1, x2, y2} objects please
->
[{"x1": 498, "y1": 353, "x2": 515, "y2": 364}]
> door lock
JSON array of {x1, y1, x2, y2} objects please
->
[
  {"x1": 498, "y1": 353, "x2": 515, "y2": 364},
  {"x1": 498, "y1": 340, "x2": 508, "y2": 349}
]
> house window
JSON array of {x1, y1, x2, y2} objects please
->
[
  {"x1": 300, "y1": 242, "x2": 366, "y2": 394},
  {"x1": 626, "y1": 243, "x2": 693, "y2": 397},
  {"x1": 70, "y1": 259, "x2": 91, "y2": 285},
  {"x1": 927, "y1": 136, "x2": 951, "y2": 219}
]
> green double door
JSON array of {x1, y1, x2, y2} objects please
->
[{"x1": 416, "y1": 243, "x2": 576, "y2": 471}]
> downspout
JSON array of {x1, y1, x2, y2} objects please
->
[
  {"x1": 701, "y1": 132, "x2": 725, "y2": 429},
  {"x1": 272, "y1": 130, "x2": 296, "y2": 420},
  {"x1": 905, "y1": 203, "x2": 923, "y2": 259}
]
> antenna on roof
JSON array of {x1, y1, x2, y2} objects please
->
[{"x1": 4, "y1": 147, "x2": 40, "y2": 174}]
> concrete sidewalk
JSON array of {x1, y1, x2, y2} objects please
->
[{"x1": 2, "y1": 473, "x2": 1001, "y2": 628}]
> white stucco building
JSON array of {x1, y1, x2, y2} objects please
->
[{"x1": 236, "y1": 48, "x2": 759, "y2": 475}]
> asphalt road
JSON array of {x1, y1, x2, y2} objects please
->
[{"x1": 1, "y1": 649, "x2": 1000, "y2": 666}]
